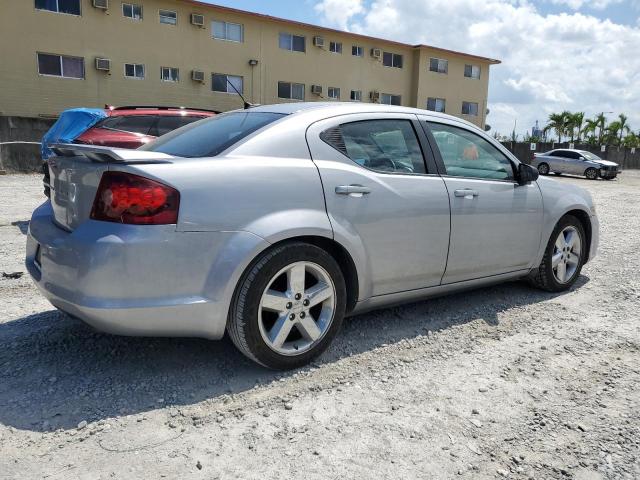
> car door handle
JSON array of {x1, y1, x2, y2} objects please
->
[
  {"x1": 335, "y1": 185, "x2": 371, "y2": 195},
  {"x1": 454, "y1": 189, "x2": 480, "y2": 198}
]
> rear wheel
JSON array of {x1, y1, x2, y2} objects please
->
[
  {"x1": 537, "y1": 163, "x2": 550, "y2": 175},
  {"x1": 528, "y1": 215, "x2": 586, "y2": 292},
  {"x1": 227, "y1": 242, "x2": 346, "y2": 370},
  {"x1": 585, "y1": 167, "x2": 599, "y2": 180}
]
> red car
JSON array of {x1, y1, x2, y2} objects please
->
[{"x1": 74, "y1": 106, "x2": 217, "y2": 149}]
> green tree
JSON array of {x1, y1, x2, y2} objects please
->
[
  {"x1": 544, "y1": 112, "x2": 568, "y2": 143},
  {"x1": 595, "y1": 113, "x2": 607, "y2": 144},
  {"x1": 617, "y1": 113, "x2": 630, "y2": 145},
  {"x1": 605, "y1": 121, "x2": 621, "y2": 145},
  {"x1": 570, "y1": 112, "x2": 585, "y2": 143}
]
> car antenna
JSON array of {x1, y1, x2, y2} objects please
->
[{"x1": 227, "y1": 78, "x2": 254, "y2": 109}]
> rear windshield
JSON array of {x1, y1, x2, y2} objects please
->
[{"x1": 140, "y1": 112, "x2": 286, "y2": 157}]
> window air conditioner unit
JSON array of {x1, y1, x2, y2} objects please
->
[
  {"x1": 369, "y1": 91, "x2": 380, "y2": 102},
  {"x1": 95, "y1": 58, "x2": 111, "y2": 71},
  {"x1": 313, "y1": 36, "x2": 325, "y2": 47},
  {"x1": 191, "y1": 13, "x2": 205, "y2": 26},
  {"x1": 192, "y1": 70, "x2": 205, "y2": 82},
  {"x1": 371, "y1": 48, "x2": 382, "y2": 59},
  {"x1": 311, "y1": 85, "x2": 323, "y2": 95},
  {"x1": 93, "y1": 0, "x2": 108, "y2": 9}
]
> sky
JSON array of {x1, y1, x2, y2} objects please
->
[{"x1": 201, "y1": 0, "x2": 640, "y2": 137}]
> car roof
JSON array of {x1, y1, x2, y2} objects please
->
[{"x1": 238, "y1": 102, "x2": 480, "y2": 128}]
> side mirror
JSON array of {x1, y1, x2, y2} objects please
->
[{"x1": 517, "y1": 163, "x2": 539, "y2": 186}]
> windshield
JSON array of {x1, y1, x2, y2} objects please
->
[
  {"x1": 580, "y1": 151, "x2": 602, "y2": 161},
  {"x1": 140, "y1": 112, "x2": 286, "y2": 157}
]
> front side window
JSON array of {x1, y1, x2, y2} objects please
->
[
  {"x1": 122, "y1": 3, "x2": 142, "y2": 20},
  {"x1": 161, "y1": 67, "x2": 179, "y2": 82},
  {"x1": 382, "y1": 52, "x2": 403, "y2": 68},
  {"x1": 329, "y1": 41, "x2": 342, "y2": 54},
  {"x1": 141, "y1": 112, "x2": 286, "y2": 157},
  {"x1": 429, "y1": 57, "x2": 448, "y2": 74},
  {"x1": 212, "y1": 74, "x2": 243, "y2": 93},
  {"x1": 321, "y1": 119, "x2": 426, "y2": 174},
  {"x1": 427, "y1": 122, "x2": 514, "y2": 181},
  {"x1": 212, "y1": 20, "x2": 243, "y2": 42},
  {"x1": 124, "y1": 63, "x2": 145, "y2": 79},
  {"x1": 159, "y1": 10, "x2": 177, "y2": 25},
  {"x1": 328, "y1": 87, "x2": 340, "y2": 99},
  {"x1": 380, "y1": 93, "x2": 401, "y2": 106},
  {"x1": 279, "y1": 33, "x2": 305, "y2": 52},
  {"x1": 350, "y1": 90, "x2": 362, "y2": 101},
  {"x1": 464, "y1": 64, "x2": 481, "y2": 79},
  {"x1": 352, "y1": 45, "x2": 363, "y2": 57},
  {"x1": 462, "y1": 101, "x2": 479, "y2": 116},
  {"x1": 35, "y1": 0, "x2": 81, "y2": 15},
  {"x1": 427, "y1": 97, "x2": 446, "y2": 113},
  {"x1": 277, "y1": 81, "x2": 304, "y2": 100},
  {"x1": 37, "y1": 53, "x2": 84, "y2": 79}
]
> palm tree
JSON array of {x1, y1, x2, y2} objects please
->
[
  {"x1": 583, "y1": 118, "x2": 598, "y2": 142},
  {"x1": 571, "y1": 112, "x2": 585, "y2": 143},
  {"x1": 606, "y1": 121, "x2": 621, "y2": 145},
  {"x1": 617, "y1": 113, "x2": 630, "y2": 145},
  {"x1": 595, "y1": 113, "x2": 607, "y2": 144},
  {"x1": 544, "y1": 112, "x2": 567, "y2": 143}
]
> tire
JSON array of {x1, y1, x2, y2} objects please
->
[
  {"x1": 585, "y1": 167, "x2": 599, "y2": 180},
  {"x1": 537, "y1": 163, "x2": 550, "y2": 175},
  {"x1": 528, "y1": 215, "x2": 586, "y2": 292},
  {"x1": 227, "y1": 242, "x2": 346, "y2": 370}
]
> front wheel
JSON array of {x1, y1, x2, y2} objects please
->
[
  {"x1": 227, "y1": 242, "x2": 346, "y2": 369},
  {"x1": 528, "y1": 215, "x2": 586, "y2": 292},
  {"x1": 585, "y1": 168, "x2": 599, "y2": 180}
]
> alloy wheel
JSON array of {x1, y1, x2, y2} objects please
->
[
  {"x1": 538, "y1": 163, "x2": 549, "y2": 175},
  {"x1": 258, "y1": 261, "x2": 336, "y2": 356},
  {"x1": 552, "y1": 226, "x2": 582, "y2": 284}
]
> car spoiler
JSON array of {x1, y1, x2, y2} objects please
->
[{"x1": 49, "y1": 143, "x2": 174, "y2": 164}]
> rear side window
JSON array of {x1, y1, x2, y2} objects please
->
[
  {"x1": 321, "y1": 119, "x2": 426, "y2": 174},
  {"x1": 150, "y1": 115, "x2": 206, "y2": 137},
  {"x1": 141, "y1": 112, "x2": 286, "y2": 157},
  {"x1": 427, "y1": 122, "x2": 514, "y2": 180}
]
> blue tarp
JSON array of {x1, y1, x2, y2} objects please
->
[{"x1": 41, "y1": 108, "x2": 107, "y2": 160}]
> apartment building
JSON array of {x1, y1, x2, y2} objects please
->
[{"x1": 0, "y1": 0, "x2": 500, "y2": 128}]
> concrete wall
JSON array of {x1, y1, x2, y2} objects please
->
[
  {"x1": 0, "y1": 0, "x2": 497, "y2": 128},
  {"x1": 0, "y1": 116, "x2": 55, "y2": 173}
]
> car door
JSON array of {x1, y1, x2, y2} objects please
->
[
  {"x1": 420, "y1": 118, "x2": 543, "y2": 284},
  {"x1": 550, "y1": 150, "x2": 572, "y2": 173},
  {"x1": 565, "y1": 151, "x2": 586, "y2": 175},
  {"x1": 306, "y1": 113, "x2": 450, "y2": 298}
]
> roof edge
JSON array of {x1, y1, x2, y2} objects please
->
[{"x1": 179, "y1": 0, "x2": 501, "y2": 64}]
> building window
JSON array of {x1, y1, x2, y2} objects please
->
[
  {"x1": 35, "y1": 0, "x2": 81, "y2": 15},
  {"x1": 124, "y1": 63, "x2": 145, "y2": 79},
  {"x1": 350, "y1": 90, "x2": 362, "y2": 101},
  {"x1": 429, "y1": 58, "x2": 448, "y2": 74},
  {"x1": 278, "y1": 81, "x2": 305, "y2": 100},
  {"x1": 212, "y1": 74, "x2": 243, "y2": 93},
  {"x1": 464, "y1": 64, "x2": 481, "y2": 79},
  {"x1": 279, "y1": 33, "x2": 305, "y2": 52},
  {"x1": 212, "y1": 20, "x2": 244, "y2": 42},
  {"x1": 382, "y1": 52, "x2": 403, "y2": 68},
  {"x1": 37, "y1": 53, "x2": 84, "y2": 79},
  {"x1": 161, "y1": 67, "x2": 179, "y2": 82},
  {"x1": 462, "y1": 101, "x2": 479, "y2": 116},
  {"x1": 381, "y1": 93, "x2": 401, "y2": 105},
  {"x1": 426, "y1": 97, "x2": 446, "y2": 113},
  {"x1": 328, "y1": 87, "x2": 340, "y2": 99},
  {"x1": 352, "y1": 45, "x2": 364, "y2": 57},
  {"x1": 122, "y1": 3, "x2": 142, "y2": 20},
  {"x1": 329, "y1": 42, "x2": 342, "y2": 54},
  {"x1": 159, "y1": 10, "x2": 177, "y2": 25}
]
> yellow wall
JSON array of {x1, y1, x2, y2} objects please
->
[{"x1": 0, "y1": 0, "x2": 496, "y2": 128}]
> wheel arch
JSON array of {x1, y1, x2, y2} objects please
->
[{"x1": 564, "y1": 209, "x2": 592, "y2": 262}]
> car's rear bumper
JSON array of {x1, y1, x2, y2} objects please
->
[{"x1": 26, "y1": 201, "x2": 269, "y2": 339}]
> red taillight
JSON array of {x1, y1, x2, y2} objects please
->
[{"x1": 91, "y1": 171, "x2": 180, "y2": 225}]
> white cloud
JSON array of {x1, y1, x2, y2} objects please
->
[
  {"x1": 314, "y1": 0, "x2": 640, "y2": 136},
  {"x1": 549, "y1": 0, "x2": 623, "y2": 10},
  {"x1": 313, "y1": 0, "x2": 364, "y2": 30}
]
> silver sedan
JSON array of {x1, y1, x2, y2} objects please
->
[
  {"x1": 532, "y1": 148, "x2": 619, "y2": 180},
  {"x1": 27, "y1": 103, "x2": 599, "y2": 369}
]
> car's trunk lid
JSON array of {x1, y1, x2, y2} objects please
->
[{"x1": 46, "y1": 144, "x2": 174, "y2": 231}]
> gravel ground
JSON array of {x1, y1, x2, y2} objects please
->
[{"x1": 0, "y1": 172, "x2": 638, "y2": 480}]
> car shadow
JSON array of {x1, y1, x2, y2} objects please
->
[
  {"x1": 0, "y1": 276, "x2": 589, "y2": 432},
  {"x1": 11, "y1": 220, "x2": 29, "y2": 235}
]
